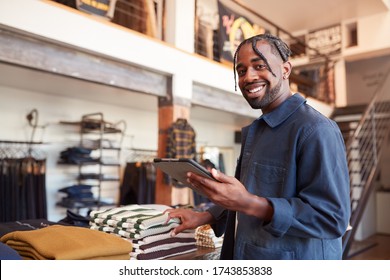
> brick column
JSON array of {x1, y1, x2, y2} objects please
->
[{"x1": 155, "y1": 95, "x2": 191, "y2": 205}]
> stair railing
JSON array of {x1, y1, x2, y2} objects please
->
[{"x1": 342, "y1": 68, "x2": 390, "y2": 259}]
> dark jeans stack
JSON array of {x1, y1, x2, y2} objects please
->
[
  {"x1": 57, "y1": 184, "x2": 96, "y2": 209},
  {"x1": 59, "y1": 147, "x2": 98, "y2": 164},
  {"x1": 58, "y1": 209, "x2": 91, "y2": 227}
]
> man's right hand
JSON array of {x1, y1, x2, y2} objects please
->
[{"x1": 164, "y1": 208, "x2": 215, "y2": 236}]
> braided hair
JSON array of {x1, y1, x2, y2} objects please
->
[{"x1": 233, "y1": 33, "x2": 292, "y2": 91}]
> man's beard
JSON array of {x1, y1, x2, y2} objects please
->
[{"x1": 245, "y1": 78, "x2": 282, "y2": 110}]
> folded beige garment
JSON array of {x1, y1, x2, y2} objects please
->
[{"x1": 1, "y1": 225, "x2": 132, "y2": 260}]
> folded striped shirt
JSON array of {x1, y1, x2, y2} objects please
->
[
  {"x1": 117, "y1": 223, "x2": 179, "y2": 239},
  {"x1": 131, "y1": 230, "x2": 195, "y2": 246},
  {"x1": 132, "y1": 238, "x2": 196, "y2": 254},
  {"x1": 90, "y1": 205, "x2": 180, "y2": 230},
  {"x1": 131, "y1": 244, "x2": 197, "y2": 260}
]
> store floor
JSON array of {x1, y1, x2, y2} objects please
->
[{"x1": 348, "y1": 234, "x2": 390, "y2": 260}]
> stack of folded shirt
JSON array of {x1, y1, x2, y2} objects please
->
[
  {"x1": 0, "y1": 225, "x2": 132, "y2": 260},
  {"x1": 195, "y1": 224, "x2": 223, "y2": 248},
  {"x1": 130, "y1": 230, "x2": 196, "y2": 260},
  {"x1": 89, "y1": 204, "x2": 197, "y2": 260}
]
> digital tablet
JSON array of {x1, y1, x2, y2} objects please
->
[{"x1": 153, "y1": 158, "x2": 218, "y2": 187}]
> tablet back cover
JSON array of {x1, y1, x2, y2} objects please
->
[{"x1": 152, "y1": 158, "x2": 215, "y2": 188}]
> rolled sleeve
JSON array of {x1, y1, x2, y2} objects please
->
[{"x1": 263, "y1": 197, "x2": 293, "y2": 237}]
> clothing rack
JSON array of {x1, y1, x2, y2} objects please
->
[
  {"x1": 0, "y1": 140, "x2": 47, "y2": 160},
  {"x1": 126, "y1": 148, "x2": 157, "y2": 163}
]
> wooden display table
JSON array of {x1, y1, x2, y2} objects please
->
[{"x1": 165, "y1": 246, "x2": 221, "y2": 260}]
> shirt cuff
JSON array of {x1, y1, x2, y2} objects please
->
[
  {"x1": 263, "y1": 197, "x2": 293, "y2": 237},
  {"x1": 207, "y1": 204, "x2": 227, "y2": 221}
]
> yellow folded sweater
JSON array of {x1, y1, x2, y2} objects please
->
[{"x1": 1, "y1": 225, "x2": 132, "y2": 260}]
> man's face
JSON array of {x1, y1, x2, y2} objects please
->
[{"x1": 235, "y1": 41, "x2": 288, "y2": 113}]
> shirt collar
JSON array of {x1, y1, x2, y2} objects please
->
[{"x1": 261, "y1": 93, "x2": 306, "y2": 128}]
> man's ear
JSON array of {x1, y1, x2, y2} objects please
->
[{"x1": 282, "y1": 61, "x2": 292, "y2": 79}]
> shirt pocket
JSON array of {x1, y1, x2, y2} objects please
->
[{"x1": 251, "y1": 162, "x2": 286, "y2": 197}]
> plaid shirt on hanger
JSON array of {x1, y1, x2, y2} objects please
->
[{"x1": 165, "y1": 118, "x2": 196, "y2": 160}]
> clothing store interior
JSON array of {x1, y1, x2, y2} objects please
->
[{"x1": 1, "y1": 0, "x2": 390, "y2": 261}]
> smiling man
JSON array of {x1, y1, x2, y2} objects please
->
[
  {"x1": 165, "y1": 34, "x2": 351, "y2": 260},
  {"x1": 234, "y1": 34, "x2": 291, "y2": 113}
]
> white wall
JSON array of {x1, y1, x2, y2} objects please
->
[
  {"x1": 354, "y1": 188, "x2": 377, "y2": 241},
  {"x1": 345, "y1": 54, "x2": 390, "y2": 105}
]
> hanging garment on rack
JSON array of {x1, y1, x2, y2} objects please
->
[
  {"x1": 119, "y1": 162, "x2": 156, "y2": 205},
  {"x1": 0, "y1": 157, "x2": 47, "y2": 222},
  {"x1": 165, "y1": 118, "x2": 196, "y2": 159}
]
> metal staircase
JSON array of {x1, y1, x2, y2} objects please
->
[{"x1": 333, "y1": 69, "x2": 390, "y2": 259}]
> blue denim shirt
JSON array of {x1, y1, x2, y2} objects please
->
[{"x1": 209, "y1": 94, "x2": 351, "y2": 259}]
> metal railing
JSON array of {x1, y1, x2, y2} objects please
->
[
  {"x1": 342, "y1": 68, "x2": 390, "y2": 259},
  {"x1": 52, "y1": 0, "x2": 164, "y2": 39}
]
